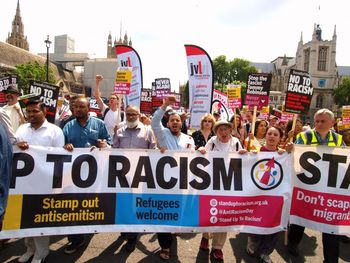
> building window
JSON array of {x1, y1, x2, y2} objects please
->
[
  {"x1": 316, "y1": 95, "x2": 323, "y2": 108},
  {"x1": 318, "y1": 47, "x2": 328, "y2": 71},
  {"x1": 304, "y1": 48, "x2": 310, "y2": 72}
]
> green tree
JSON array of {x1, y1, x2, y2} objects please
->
[
  {"x1": 213, "y1": 55, "x2": 230, "y2": 91},
  {"x1": 212, "y1": 56, "x2": 257, "y2": 91},
  {"x1": 333, "y1": 77, "x2": 350, "y2": 107},
  {"x1": 15, "y1": 61, "x2": 56, "y2": 94},
  {"x1": 180, "y1": 81, "x2": 189, "y2": 108},
  {"x1": 229, "y1": 58, "x2": 258, "y2": 83}
]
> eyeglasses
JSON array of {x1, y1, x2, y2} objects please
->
[{"x1": 126, "y1": 113, "x2": 139, "y2": 117}]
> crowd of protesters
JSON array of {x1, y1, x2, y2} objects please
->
[{"x1": 0, "y1": 75, "x2": 349, "y2": 263}]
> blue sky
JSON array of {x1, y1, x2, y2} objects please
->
[{"x1": 1, "y1": 0, "x2": 349, "y2": 90}]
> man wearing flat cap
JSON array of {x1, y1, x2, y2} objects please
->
[{"x1": 2, "y1": 85, "x2": 25, "y2": 132}]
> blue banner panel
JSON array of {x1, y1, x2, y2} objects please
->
[{"x1": 115, "y1": 193, "x2": 199, "y2": 226}]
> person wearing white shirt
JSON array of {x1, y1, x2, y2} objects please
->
[
  {"x1": 93, "y1": 74, "x2": 124, "y2": 137},
  {"x1": 197, "y1": 120, "x2": 246, "y2": 261},
  {"x1": 3, "y1": 85, "x2": 26, "y2": 132},
  {"x1": 15, "y1": 100, "x2": 64, "y2": 263}
]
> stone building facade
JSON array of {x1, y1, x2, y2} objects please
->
[
  {"x1": 253, "y1": 24, "x2": 350, "y2": 121},
  {"x1": 294, "y1": 24, "x2": 338, "y2": 119}
]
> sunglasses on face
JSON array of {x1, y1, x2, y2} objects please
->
[{"x1": 203, "y1": 120, "x2": 213, "y2": 123}]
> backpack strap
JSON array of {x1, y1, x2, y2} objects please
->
[{"x1": 103, "y1": 107, "x2": 110, "y2": 119}]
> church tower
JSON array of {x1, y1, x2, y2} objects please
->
[
  {"x1": 295, "y1": 24, "x2": 338, "y2": 119},
  {"x1": 6, "y1": 0, "x2": 29, "y2": 51},
  {"x1": 106, "y1": 31, "x2": 132, "y2": 58},
  {"x1": 107, "y1": 32, "x2": 113, "y2": 58}
]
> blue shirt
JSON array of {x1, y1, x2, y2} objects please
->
[
  {"x1": 0, "y1": 123, "x2": 12, "y2": 220},
  {"x1": 151, "y1": 108, "x2": 194, "y2": 150},
  {"x1": 63, "y1": 116, "x2": 111, "y2": 147}
]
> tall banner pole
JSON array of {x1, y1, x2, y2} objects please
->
[
  {"x1": 115, "y1": 45, "x2": 143, "y2": 108},
  {"x1": 184, "y1": 45, "x2": 214, "y2": 129}
]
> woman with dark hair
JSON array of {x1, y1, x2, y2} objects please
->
[
  {"x1": 191, "y1": 113, "x2": 216, "y2": 149},
  {"x1": 246, "y1": 125, "x2": 293, "y2": 263},
  {"x1": 229, "y1": 113, "x2": 246, "y2": 145},
  {"x1": 281, "y1": 119, "x2": 303, "y2": 146},
  {"x1": 244, "y1": 119, "x2": 269, "y2": 151}
]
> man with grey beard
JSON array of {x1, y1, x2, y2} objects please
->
[{"x1": 112, "y1": 105, "x2": 156, "y2": 252}]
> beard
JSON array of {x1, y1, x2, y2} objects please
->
[{"x1": 126, "y1": 119, "x2": 139, "y2": 129}]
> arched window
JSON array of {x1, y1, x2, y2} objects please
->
[
  {"x1": 318, "y1": 47, "x2": 328, "y2": 71},
  {"x1": 316, "y1": 95, "x2": 323, "y2": 108}
]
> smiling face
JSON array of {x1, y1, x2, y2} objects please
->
[{"x1": 255, "y1": 120, "x2": 268, "y2": 138}]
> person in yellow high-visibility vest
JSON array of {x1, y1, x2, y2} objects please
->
[{"x1": 287, "y1": 108, "x2": 345, "y2": 263}]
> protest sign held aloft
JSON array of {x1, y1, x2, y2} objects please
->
[
  {"x1": 28, "y1": 81, "x2": 59, "y2": 123},
  {"x1": 244, "y1": 73, "x2": 271, "y2": 110},
  {"x1": 284, "y1": 69, "x2": 313, "y2": 115}
]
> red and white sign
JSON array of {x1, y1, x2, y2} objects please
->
[
  {"x1": 185, "y1": 45, "x2": 214, "y2": 129},
  {"x1": 290, "y1": 146, "x2": 350, "y2": 235},
  {"x1": 116, "y1": 45, "x2": 143, "y2": 107}
]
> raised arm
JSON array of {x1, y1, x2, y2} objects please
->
[{"x1": 93, "y1": 75, "x2": 106, "y2": 112}]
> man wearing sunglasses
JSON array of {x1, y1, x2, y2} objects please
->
[{"x1": 93, "y1": 75, "x2": 124, "y2": 138}]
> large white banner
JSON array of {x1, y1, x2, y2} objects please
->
[
  {"x1": 115, "y1": 45, "x2": 143, "y2": 108},
  {"x1": 1, "y1": 147, "x2": 292, "y2": 238},
  {"x1": 185, "y1": 45, "x2": 214, "y2": 129},
  {"x1": 290, "y1": 145, "x2": 350, "y2": 235}
]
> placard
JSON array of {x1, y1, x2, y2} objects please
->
[{"x1": 284, "y1": 69, "x2": 313, "y2": 115}]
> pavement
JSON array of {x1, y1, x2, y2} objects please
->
[{"x1": 1, "y1": 229, "x2": 349, "y2": 263}]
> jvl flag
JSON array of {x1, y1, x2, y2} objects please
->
[
  {"x1": 115, "y1": 45, "x2": 143, "y2": 107},
  {"x1": 185, "y1": 45, "x2": 214, "y2": 129}
]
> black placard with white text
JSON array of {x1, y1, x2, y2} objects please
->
[
  {"x1": 0, "y1": 75, "x2": 18, "y2": 106},
  {"x1": 28, "y1": 81, "x2": 60, "y2": 123},
  {"x1": 285, "y1": 69, "x2": 313, "y2": 115}
]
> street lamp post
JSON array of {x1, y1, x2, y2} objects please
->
[{"x1": 44, "y1": 35, "x2": 52, "y2": 83}]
